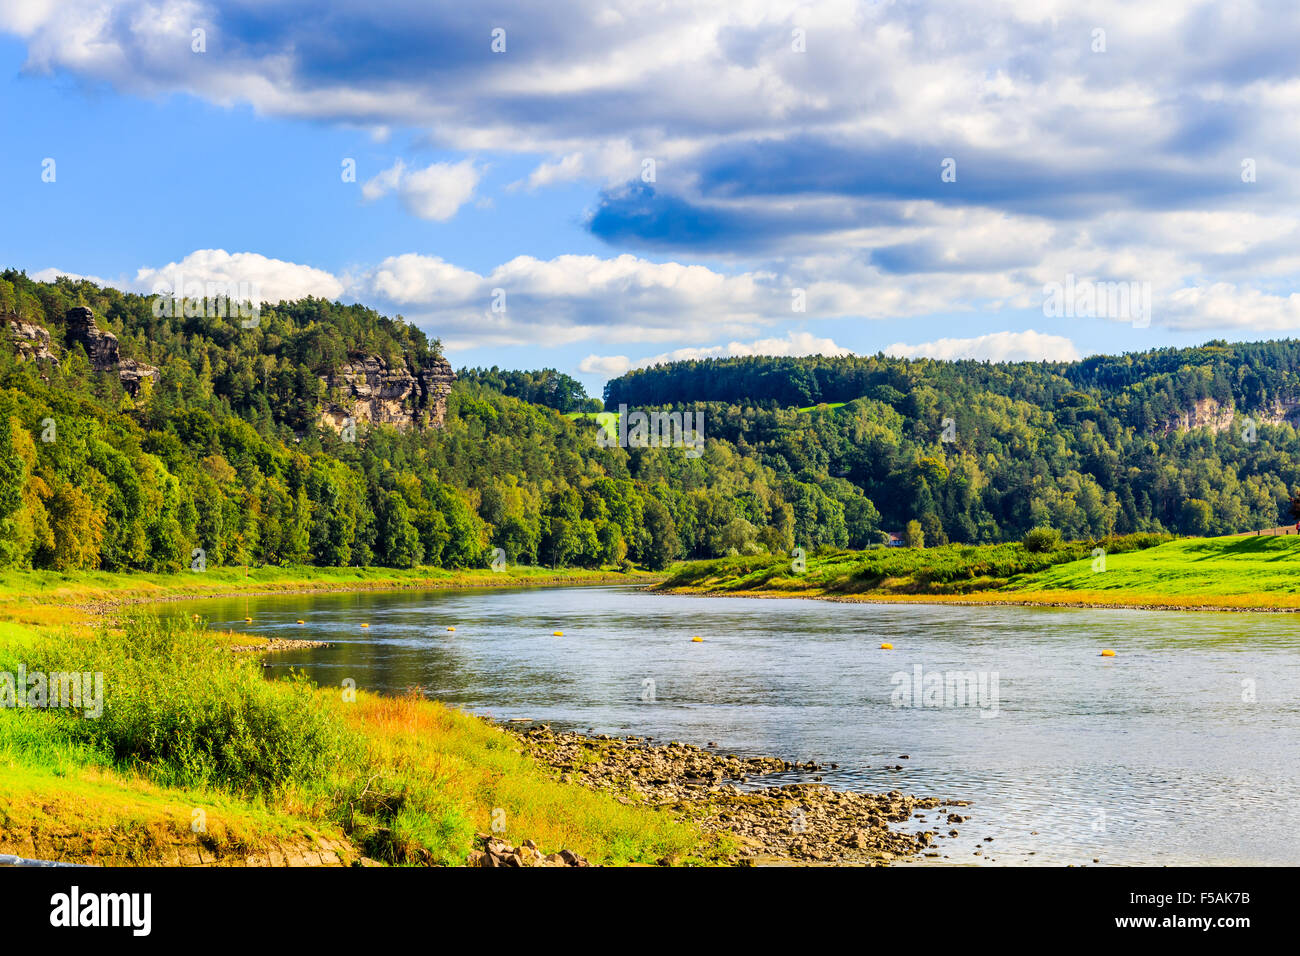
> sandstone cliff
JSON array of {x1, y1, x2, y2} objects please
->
[
  {"x1": 320, "y1": 353, "x2": 455, "y2": 432},
  {"x1": 4, "y1": 307, "x2": 160, "y2": 395},
  {"x1": 3, "y1": 313, "x2": 59, "y2": 365}
]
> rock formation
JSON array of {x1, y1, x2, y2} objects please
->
[
  {"x1": 64, "y1": 305, "x2": 120, "y2": 370},
  {"x1": 3, "y1": 313, "x2": 60, "y2": 365},
  {"x1": 320, "y1": 353, "x2": 455, "y2": 432},
  {"x1": 62, "y1": 307, "x2": 159, "y2": 396}
]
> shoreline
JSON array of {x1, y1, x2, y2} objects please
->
[
  {"x1": 647, "y1": 584, "x2": 1300, "y2": 614},
  {"x1": 505, "y1": 724, "x2": 968, "y2": 865}
]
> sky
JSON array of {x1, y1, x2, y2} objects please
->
[{"x1": 3, "y1": 0, "x2": 1300, "y2": 397}]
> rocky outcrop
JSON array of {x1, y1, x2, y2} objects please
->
[
  {"x1": 64, "y1": 305, "x2": 120, "y2": 370},
  {"x1": 1159, "y1": 396, "x2": 1300, "y2": 435},
  {"x1": 3, "y1": 313, "x2": 59, "y2": 365},
  {"x1": 61, "y1": 307, "x2": 159, "y2": 395},
  {"x1": 320, "y1": 353, "x2": 454, "y2": 433},
  {"x1": 1159, "y1": 397, "x2": 1234, "y2": 434}
]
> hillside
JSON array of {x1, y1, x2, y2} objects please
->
[
  {"x1": 602, "y1": 347, "x2": 1300, "y2": 543},
  {"x1": 0, "y1": 271, "x2": 867, "y2": 573},
  {"x1": 8, "y1": 267, "x2": 1300, "y2": 578}
]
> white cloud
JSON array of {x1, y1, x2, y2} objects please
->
[
  {"x1": 361, "y1": 158, "x2": 481, "y2": 221},
  {"x1": 133, "y1": 249, "x2": 344, "y2": 303},
  {"x1": 883, "y1": 330, "x2": 1081, "y2": 363},
  {"x1": 30, "y1": 267, "x2": 120, "y2": 288},
  {"x1": 12, "y1": 1, "x2": 1300, "y2": 339},
  {"x1": 351, "y1": 252, "x2": 782, "y2": 349}
]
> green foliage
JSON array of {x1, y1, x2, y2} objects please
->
[
  {"x1": 458, "y1": 366, "x2": 598, "y2": 412},
  {"x1": 1023, "y1": 526, "x2": 1062, "y2": 552},
  {"x1": 9, "y1": 268, "x2": 1300, "y2": 574},
  {"x1": 24, "y1": 615, "x2": 360, "y2": 794}
]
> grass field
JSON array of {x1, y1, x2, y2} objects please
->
[
  {"x1": 0, "y1": 565, "x2": 706, "y2": 867},
  {"x1": 656, "y1": 533, "x2": 1300, "y2": 610}
]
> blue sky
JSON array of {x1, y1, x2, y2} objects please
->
[{"x1": 2, "y1": 2, "x2": 1298, "y2": 396}]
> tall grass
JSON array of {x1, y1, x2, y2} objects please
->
[
  {"x1": 659, "y1": 533, "x2": 1172, "y2": 595},
  {"x1": 1, "y1": 614, "x2": 706, "y2": 865},
  {"x1": 18, "y1": 615, "x2": 359, "y2": 795}
]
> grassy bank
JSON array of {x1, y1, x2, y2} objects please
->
[
  {"x1": 0, "y1": 567, "x2": 710, "y2": 867},
  {"x1": 654, "y1": 533, "x2": 1300, "y2": 610},
  {"x1": 0, "y1": 564, "x2": 657, "y2": 633}
]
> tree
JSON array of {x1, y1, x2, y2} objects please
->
[
  {"x1": 904, "y1": 519, "x2": 925, "y2": 549},
  {"x1": 641, "y1": 497, "x2": 680, "y2": 570}
]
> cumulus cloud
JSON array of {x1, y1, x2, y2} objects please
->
[
  {"x1": 14, "y1": 1, "x2": 1300, "y2": 337},
  {"x1": 133, "y1": 250, "x2": 344, "y2": 303},
  {"x1": 361, "y1": 158, "x2": 481, "y2": 221},
  {"x1": 883, "y1": 330, "x2": 1082, "y2": 363},
  {"x1": 351, "y1": 252, "x2": 783, "y2": 350},
  {"x1": 30, "y1": 268, "x2": 120, "y2": 288}
]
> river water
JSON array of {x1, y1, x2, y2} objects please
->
[{"x1": 187, "y1": 585, "x2": 1300, "y2": 866}]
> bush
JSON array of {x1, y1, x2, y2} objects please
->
[
  {"x1": 32, "y1": 614, "x2": 359, "y2": 795},
  {"x1": 1022, "y1": 526, "x2": 1062, "y2": 553}
]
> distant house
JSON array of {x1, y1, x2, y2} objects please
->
[{"x1": 885, "y1": 531, "x2": 905, "y2": 547}]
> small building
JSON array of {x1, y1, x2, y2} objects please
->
[{"x1": 885, "y1": 531, "x2": 905, "y2": 547}]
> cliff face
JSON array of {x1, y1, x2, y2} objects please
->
[
  {"x1": 4, "y1": 313, "x2": 60, "y2": 365},
  {"x1": 1158, "y1": 395, "x2": 1300, "y2": 434},
  {"x1": 5, "y1": 307, "x2": 159, "y2": 395},
  {"x1": 320, "y1": 353, "x2": 454, "y2": 432},
  {"x1": 63, "y1": 307, "x2": 160, "y2": 396}
]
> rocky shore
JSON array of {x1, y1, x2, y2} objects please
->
[{"x1": 507, "y1": 725, "x2": 969, "y2": 866}]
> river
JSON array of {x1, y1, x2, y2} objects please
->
[{"x1": 186, "y1": 585, "x2": 1300, "y2": 866}]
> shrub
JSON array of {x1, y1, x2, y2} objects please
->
[
  {"x1": 1023, "y1": 526, "x2": 1062, "y2": 553},
  {"x1": 32, "y1": 614, "x2": 359, "y2": 794}
]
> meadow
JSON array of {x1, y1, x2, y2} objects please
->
[{"x1": 655, "y1": 533, "x2": 1300, "y2": 610}]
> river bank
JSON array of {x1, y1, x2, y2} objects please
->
[
  {"x1": 507, "y1": 725, "x2": 965, "y2": 865},
  {"x1": 651, "y1": 534, "x2": 1300, "y2": 613},
  {"x1": 649, "y1": 585, "x2": 1300, "y2": 613}
]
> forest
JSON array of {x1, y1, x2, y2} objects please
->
[{"x1": 2, "y1": 268, "x2": 1298, "y2": 574}]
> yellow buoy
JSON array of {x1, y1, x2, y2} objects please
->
[
  {"x1": 447, "y1": 626, "x2": 456, "y2": 632},
  {"x1": 297, "y1": 619, "x2": 305, "y2": 625},
  {"x1": 244, "y1": 617, "x2": 252, "y2": 623},
  {"x1": 692, "y1": 636, "x2": 703, "y2": 642},
  {"x1": 880, "y1": 642, "x2": 893, "y2": 650},
  {"x1": 360, "y1": 623, "x2": 370, "y2": 628},
  {"x1": 1101, "y1": 649, "x2": 1116, "y2": 657},
  {"x1": 553, "y1": 630, "x2": 564, "y2": 636}
]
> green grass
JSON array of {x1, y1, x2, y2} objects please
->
[
  {"x1": 0, "y1": 594, "x2": 709, "y2": 867},
  {"x1": 658, "y1": 533, "x2": 1170, "y2": 597},
  {"x1": 1004, "y1": 534, "x2": 1300, "y2": 603},
  {"x1": 658, "y1": 533, "x2": 1300, "y2": 609},
  {"x1": 795, "y1": 402, "x2": 847, "y2": 413},
  {"x1": 565, "y1": 411, "x2": 620, "y2": 430}
]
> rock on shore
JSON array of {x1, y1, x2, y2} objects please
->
[
  {"x1": 508, "y1": 726, "x2": 969, "y2": 866},
  {"x1": 467, "y1": 836, "x2": 590, "y2": 868}
]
